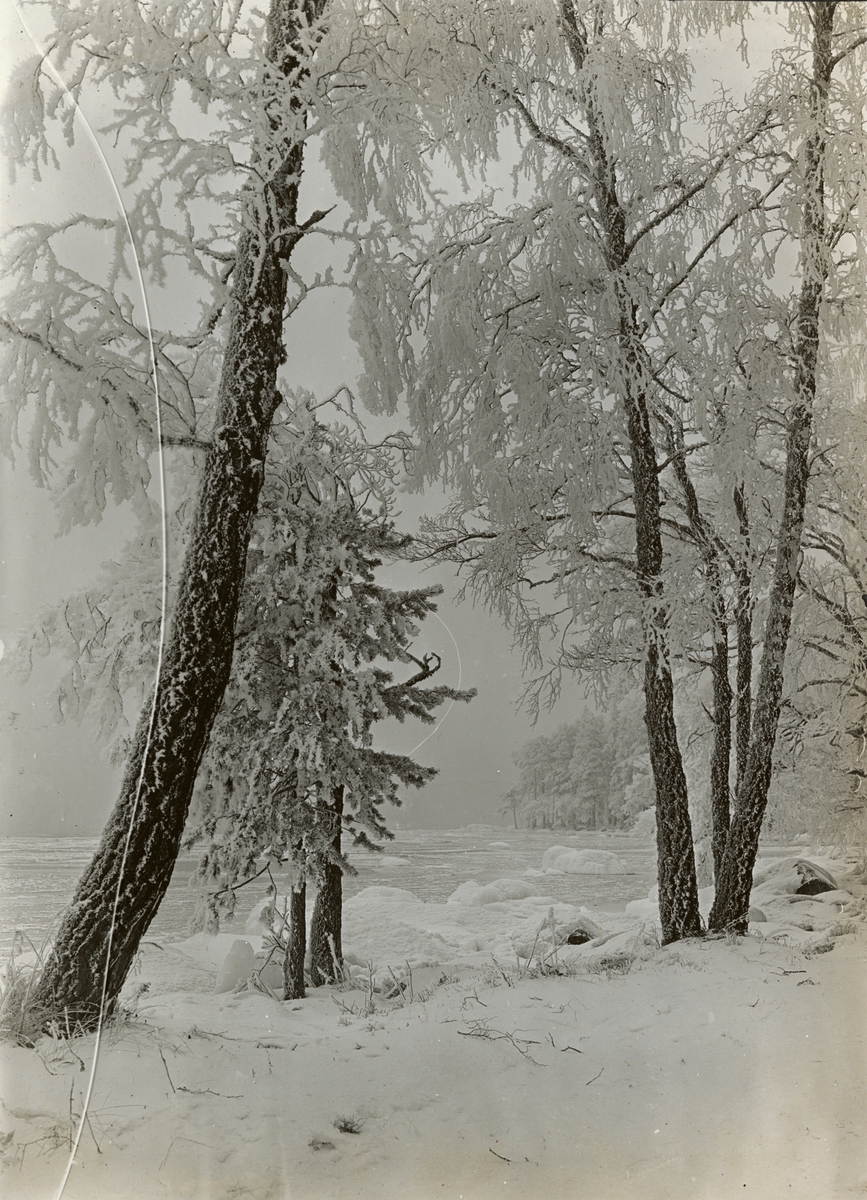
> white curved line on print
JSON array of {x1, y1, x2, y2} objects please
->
[{"x1": 12, "y1": 9, "x2": 171, "y2": 1199}]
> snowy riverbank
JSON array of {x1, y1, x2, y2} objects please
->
[{"x1": 1, "y1": 854, "x2": 865, "y2": 1200}]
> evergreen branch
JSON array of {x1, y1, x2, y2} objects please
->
[{"x1": 162, "y1": 436, "x2": 213, "y2": 450}]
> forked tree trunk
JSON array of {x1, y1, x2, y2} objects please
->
[
  {"x1": 561, "y1": 0, "x2": 701, "y2": 942},
  {"x1": 309, "y1": 786, "x2": 344, "y2": 986},
  {"x1": 31, "y1": 0, "x2": 329, "y2": 1030},
  {"x1": 710, "y1": 3, "x2": 836, "y2": 934}
]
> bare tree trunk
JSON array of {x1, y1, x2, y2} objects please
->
[
  {"x1": 309, "y1": 786, "x2": 345, "y2": 985},
  {"x1": 710, "y1": 2, "x2": 836, "y2": 934},
  {"x1": 31, "y1": 0, "x2": 329, "y2": 1030},
  {"x1": 283, "y1": 876, "x2": 307, "y2": 1001},
  {"x1": 667, "y1": 424, "x2": 733, "y2": 883},
  {"x1": 733, "y1": 483, "x2": 753, "y2": 791},
  {"x1": 709, "y1": 607, "x2": 734, "y2": 882}
]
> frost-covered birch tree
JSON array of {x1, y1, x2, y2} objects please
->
[
  {"x1": 709, "y1": 1, "x2": 866, "y2": 931},
  {"x1": 1, "y1": 0, "x2": 349, "y2": 1029},
  {"x1": 316, "y1": 0, "x2": 775, "y2": 941},
  {"x1": 314, "y1": 0, "x2": 864, "y2": 940}
]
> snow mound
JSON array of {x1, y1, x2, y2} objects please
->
[
  {"x1": 511, "y1": 909, "x2": 605, "y2": 960},
  {"x1": 488, "y1": 841, "x2": 511, "y2": 849},
  {"x1": 542, "y1": 846, "x2": 628, "y2": 875},
  {"x1": 447, "y1": 879, "x2": 541, "y2": 906}
]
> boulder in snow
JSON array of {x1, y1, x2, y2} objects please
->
[
  {"x1": 542, "y1": 846, "x2": 628, "y2": 875},
  {"x1": 447, "y1": 879, "x2": 540, "y2": 906},
  {"x1": 752, "y1": 858, "x2": 839, "y2": 897},
  {"x1": 214, "y1": 939, "x2": 255, "y2": 994}
]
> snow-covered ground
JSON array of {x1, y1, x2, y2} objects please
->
[{"x1": 1, "y1": 850, "x2": 865, "y2": 1199}]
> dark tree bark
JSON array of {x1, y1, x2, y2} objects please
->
[
  {"x1": 666, "y1": 422, "x2": 733, "y2": 882},
  {"x1": 309, "y1": 786, "x2": 344, "y2": 986},
  {"x1": 710, "y1": 3, "x2": 837, "y2": 934},
  {"x1": 733, "y1": 483, "x2": 754, "y2": 792},
  {"x1": 709, "y1": 611, "x2": 733, "y2": 881},
  {"x1": 283, "y1": 875, "x2": 307, "y2": 1001},
  {"x1": 561, "y1": 0, "x2": 701, "y2": 942},
  {"x1": 31, "y1": 0, "x2": 329, "y2": 1030}
]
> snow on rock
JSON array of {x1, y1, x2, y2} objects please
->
[
  {"x1": 625, "y1": 886, "x2": 716, "y2": 925},
  {"x1": 446, "y1": 879, "x2": 540, "y2": 906},
  {"x1": 214, "y1": 939, "x2": 255, "y2": 993},
  {"x1": 487, "y1": 841, "x2": 511, "y2": 849},
  {"x1": 510, "y1": 909, "x2": 606, "y2": 961},
  {"x1": 621, "y1": 857, "x2": 854, "y2": 937},
  {"x1": 542, "y1": 845, "x2": 628, "y2": 875},
  {"x1": 752, "y1": 857, "x2": 838, "y2": 894},
  {"x1": 341, "y1": 886, "x2": 618, "y2": 976}
]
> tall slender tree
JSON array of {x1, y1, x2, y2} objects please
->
[{"x1": 710, "y1": 2, "x2": 865, "y2": 931}]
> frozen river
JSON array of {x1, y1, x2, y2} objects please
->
[{"x1": 0, "y1": 827, "x2": 660, "y2": 954}]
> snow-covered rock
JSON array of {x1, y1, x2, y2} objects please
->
[
  {"x1": 447, "y1": 879, "x2": 540, "y2": 906},
  {"x1": 542, "y1": 846, "x2": 628, "y2": 875},
  {"x1": 214, "y1": 939, "x2": 255, "y2": 993},
  {"x1": 752, "y1": 857, "x2": 838, "y2": 895},
  {"x1": 625, "y1": 885, "x2": 717, "y2": 924}
]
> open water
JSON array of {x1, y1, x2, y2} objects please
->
[{"x1": 0, "y1": 827, "x2": 660, "y2": 955}]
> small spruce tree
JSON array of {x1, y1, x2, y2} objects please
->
[{"x1": 187, "y1": 435, "x2": 474, "y2": 998}]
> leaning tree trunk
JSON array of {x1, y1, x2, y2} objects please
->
[
  {"x1": 31, "y1": 0, "x2": 329, "y2": 1031},
  {"x1": 561, "y1": 0, "x2": 701, "y2": 942},
  {"x1": 709, "y1": 3, "x2": 835, "y2": 934},
  {"x1": 309, "y1": 786, "x2": 345, "y2": 986}
]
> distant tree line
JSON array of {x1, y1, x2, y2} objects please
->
[{"x1": 500, "y1": 694, "x2": 653, "y2": 831}]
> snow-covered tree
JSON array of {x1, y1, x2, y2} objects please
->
[
  {"x1": 506, "y1": 693, "x2": 651, "y2": 830},
  {"x1": 187, "y1": 419, "x2": 473, "y2": 996},
  {"x1": 2, "y1": 0, "x2": 344, "y2": 1028},
  {"x1": 709, "y1": 2, "x2": 867, "y2": 931},
  {"x1": 317, "y1": 0, "x2": 865, "y2": 936}
]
